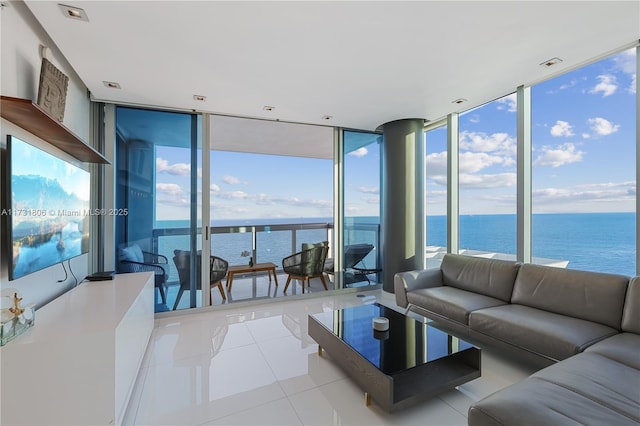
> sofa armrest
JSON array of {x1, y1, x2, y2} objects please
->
[{"x1": 394, "y1": 268, "x2": 443, "y2": 308}]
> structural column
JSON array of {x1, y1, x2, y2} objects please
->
[{"x1": 381, "y1": 119, "x2": 425, "y2": 292}]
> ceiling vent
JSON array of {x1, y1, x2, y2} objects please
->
[
  {"x1": 103, "y1": 81, "x2": 121, "y2": 89},
  {"x1": 193, "y1": 95, "x2": 207, "y2": 101},
  {"x1": 452, "y1": 98, "x2": 467, "y2": 105},
  {"x1": 59, "y1": 4, "x2": 89, "y2": 22},
  {"x1": 263, "y1": 106, "x2": 275, "y2": 111},
  {"x1": 540, "y1": 57, "x2": 563, "y2": 67}
]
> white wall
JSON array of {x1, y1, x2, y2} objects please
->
[{"x1": 1, "y1": 1, "x2": 92, "y2": 309}]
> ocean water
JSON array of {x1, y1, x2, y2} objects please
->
[
  {"x1": 156, "y1": 217, "x2": 381, "y2": 283},
  {"x1": 427, "y1": 212, "x2": 636, "y2": 276},
  {"x1": 154, "y1": 212, "x2": 636, "y2": 282}
]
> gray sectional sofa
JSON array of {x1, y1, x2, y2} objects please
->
[{"x1": 394, "y1": 253, "x2": 640, "y2": 426}]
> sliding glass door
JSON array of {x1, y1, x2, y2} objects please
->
[
  {"x1": 342, "y1": 130, "x2": 382, "y2": 287},
  {"x1": 114, "y1": 107, "x2": 202, "y2": 312}
]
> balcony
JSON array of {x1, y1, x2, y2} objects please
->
[{"x1": 150, "y1": 221, "x2": 381, "y2": 311}]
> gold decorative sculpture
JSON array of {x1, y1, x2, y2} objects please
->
[
  {"x1": 9, "y1": 293, "x2": 25, "y2": 317},
  {"x1": 1, "y1": 289, "x2": 34, "y2": 345}
]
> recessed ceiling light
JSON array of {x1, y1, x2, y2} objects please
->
[
  {"x1": 540, "y1": 57, "x2": 563, "y2": 67},
  {"x1": 321, "y1": 115, "x2": 333, "y2": 121},
  {"x1": 193, "y1": 95, "x2": 207, "y2": 101},
  {"x1": 59, "y1": 4, "x2": 89, "y2": 22},
  {"x1": 102, "y1": 81, "x2": 121, "y2": 89},
  {"x1": 452, "y1": 98, "x2": 467, "y2": 104},
  {"x1": 263, "y1": 106, "x2": 275, "y2": 111}
]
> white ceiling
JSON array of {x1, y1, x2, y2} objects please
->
[{"x1": 24, "y1": 1, "x2": 640, "y2": 133}]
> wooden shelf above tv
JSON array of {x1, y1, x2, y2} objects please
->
[{"x1": 1, "y1": 96, "x2": 109, "y2": 164}]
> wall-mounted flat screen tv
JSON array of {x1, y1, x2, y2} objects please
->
[{"x1": 6, "y1": 135, "x2": 90, "y2": 280}]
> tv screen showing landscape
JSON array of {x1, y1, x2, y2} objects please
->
[{"x1": 7, "y1": 135, "x2": 90, "y2": 280}]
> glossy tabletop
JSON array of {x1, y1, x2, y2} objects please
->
[{"x1": 310, "y1": 303, "x2": 475, "y2": 375}]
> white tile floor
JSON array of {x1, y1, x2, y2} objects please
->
[
  {"x1": 164, "y1": 271, "x2": 377, "y2": 311},
  {"x1": 127, "y1": 290, "x2": 539, "y2": 426}
]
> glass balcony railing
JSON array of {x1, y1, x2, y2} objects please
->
[
  {"x1": 150, "y1": 221, "x2": 382, "y2": 286},
  {"x1": 151, "y1": 222, "x2": 333, "y2": 284}
]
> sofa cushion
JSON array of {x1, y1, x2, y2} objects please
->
[
  {"x1": 622, "y1": 277, "x2": 640, "y2": 333},
  {"x1": 469, "y1": 304, "x2": 618, "y2": 361},
  {"x1": 532, "y1": 352, "x2": 640, "y2": 423},
  {"x1": 468, "y1": 353, "x2": 640, "y2": 426},
  {"x1": 440, "y1": 254, "x2": 519, "y2": 302},
  {"x1": 406, "y1": 286, "x2": 506, "y2": 325},
  {"x1": 585, "y1": 333, "x2": 640, "y2": 369},
  {"x1": 511, "y1": 263, "x2": 629, "y2": 329},
  {"x1": 119, "y1": 244, "x2": 144, "y2": 263},
  {"x1": 469, "y1": 378, "x2": 638, "y2": 426}
]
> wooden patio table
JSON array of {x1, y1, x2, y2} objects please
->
[{"x1": 226, "y1": 262, "x2": 279, "y2": 291}]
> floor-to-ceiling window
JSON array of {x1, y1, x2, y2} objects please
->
[
  {"x1": 425, "y1": 124, "x2": 448, "y2": 268},
  {"x1": 208, "y1": 116, "x2": 334, "y2": 301},
  {"x1": 531, "y1": 48, "x2": 637, "y2": 275},
  {"x1": 342, "y1": 130, "x2": 382, "y2": 286},
  {"x1": 458, "y1": 94, "x2": 518, "y2": 258},
  {"x1": 115, "y1": 107, "x2": 201, "y2": 312}
]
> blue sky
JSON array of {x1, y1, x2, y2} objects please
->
[
  {"x1": 155, "y1": 48, "x2": 636, "y2": 221},
  {"x1": 426, "y1": 47, "x2": 636, "y2": 215},
  {"x1": 155, "y1": 148, "x2": 334, "y2": 221}
]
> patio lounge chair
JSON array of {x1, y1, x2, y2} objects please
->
[{"x1": 324, "y1": 243, "x2": 376, "y2": 284}]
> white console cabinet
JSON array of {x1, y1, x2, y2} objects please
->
[{"x1": 1, "y1": 272, "x2": 154, "y2": 425}]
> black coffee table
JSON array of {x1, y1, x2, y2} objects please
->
[{"x1": 308, "y1": 303, "x2": 481, "y2": 412}]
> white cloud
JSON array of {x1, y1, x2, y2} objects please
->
[
  {"x1": 156, "y1": 183, "x2": 183, "y2": 195},
  {"x1": 156, "y1": 158, "x2": 190, "y2": 176},
  {"x1": 589, "y1": 74, "x2": 618, "y2": 97},
  {"x1": 468, "y1": 114, "x2": 480, "y2": 124},
  {"x1": 228, "y1": 191, "x2": 248, "y2": 199},
  {"x1": 348, "y1": 147, "x2": 368, "y2": 157},
  {"x1": 308, "y1": 199, "x2": 333, "y2": 208},
  {"x1": 533, "y1": 181, "x2": 636, "y2": 205},
  {"x1": 357, "y1": 186, "x2": 379, "y2": 194},
  {"x1": 496, "y1": 93, "x2": 517, "y2": 112},
  {"x1": 533, "y1": 143, "x2": 584, "y2": 168},
  {"x1": 215, "y1": 190, "x2": 248, "y2": 199},
  {"x1": 347, "y1": 147, "x2": 369, "y2": 158},
  {"x1": 430, "y1": 172, "x2": 516, "y2": 189},
  {"x1": 210, "y1": 183, "x2": 220, "y2": 192},
  {"x1": 249, "y1": 193, "x2": 332, "y2": 209},
  {"x1": 155, "y1": 183, "x2": 189, "y2": 209},
  {"x1": 426, "y1": 190, "x2": 447, "y2": 198},
  {"x1": 559, "y1": 80, "x2": 577, "y2": 91},
  {"x1": 426, "y1": 151, "x2": 447, "y2": 175},
  {"x1": 459, "y1": 173, "x2": 517, "y2": 189},
  {"x1": 581, "y1": 133, "x2": 591, "y2": 139},
  {"x1": 223, "y1": 175, "x2": 241, "y2": 185},
  {"x1": 588, "y1": 117, "x2": 620, "y2": 136},
  {"x1": 550, "y1": 120, "x2": 574, "y2": 137},
  {"x1": 546, "y1": 79, "x2": 578, "y2": 95},
  {"x1": 614, "y1": 48, "x2": 636, "y2": 94},
  {"x1": 364, "y1": 196, "x2": 380, "y2": 204},
  {"x1": 459, "y1": 131, "x2": 517, "y2": 157},
  {"x1": 427, "y1": 150, "x2": 513, "y2": 180},
  {"x1": 460, "y1": 152, "x2": 512, "y2": 173}
]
